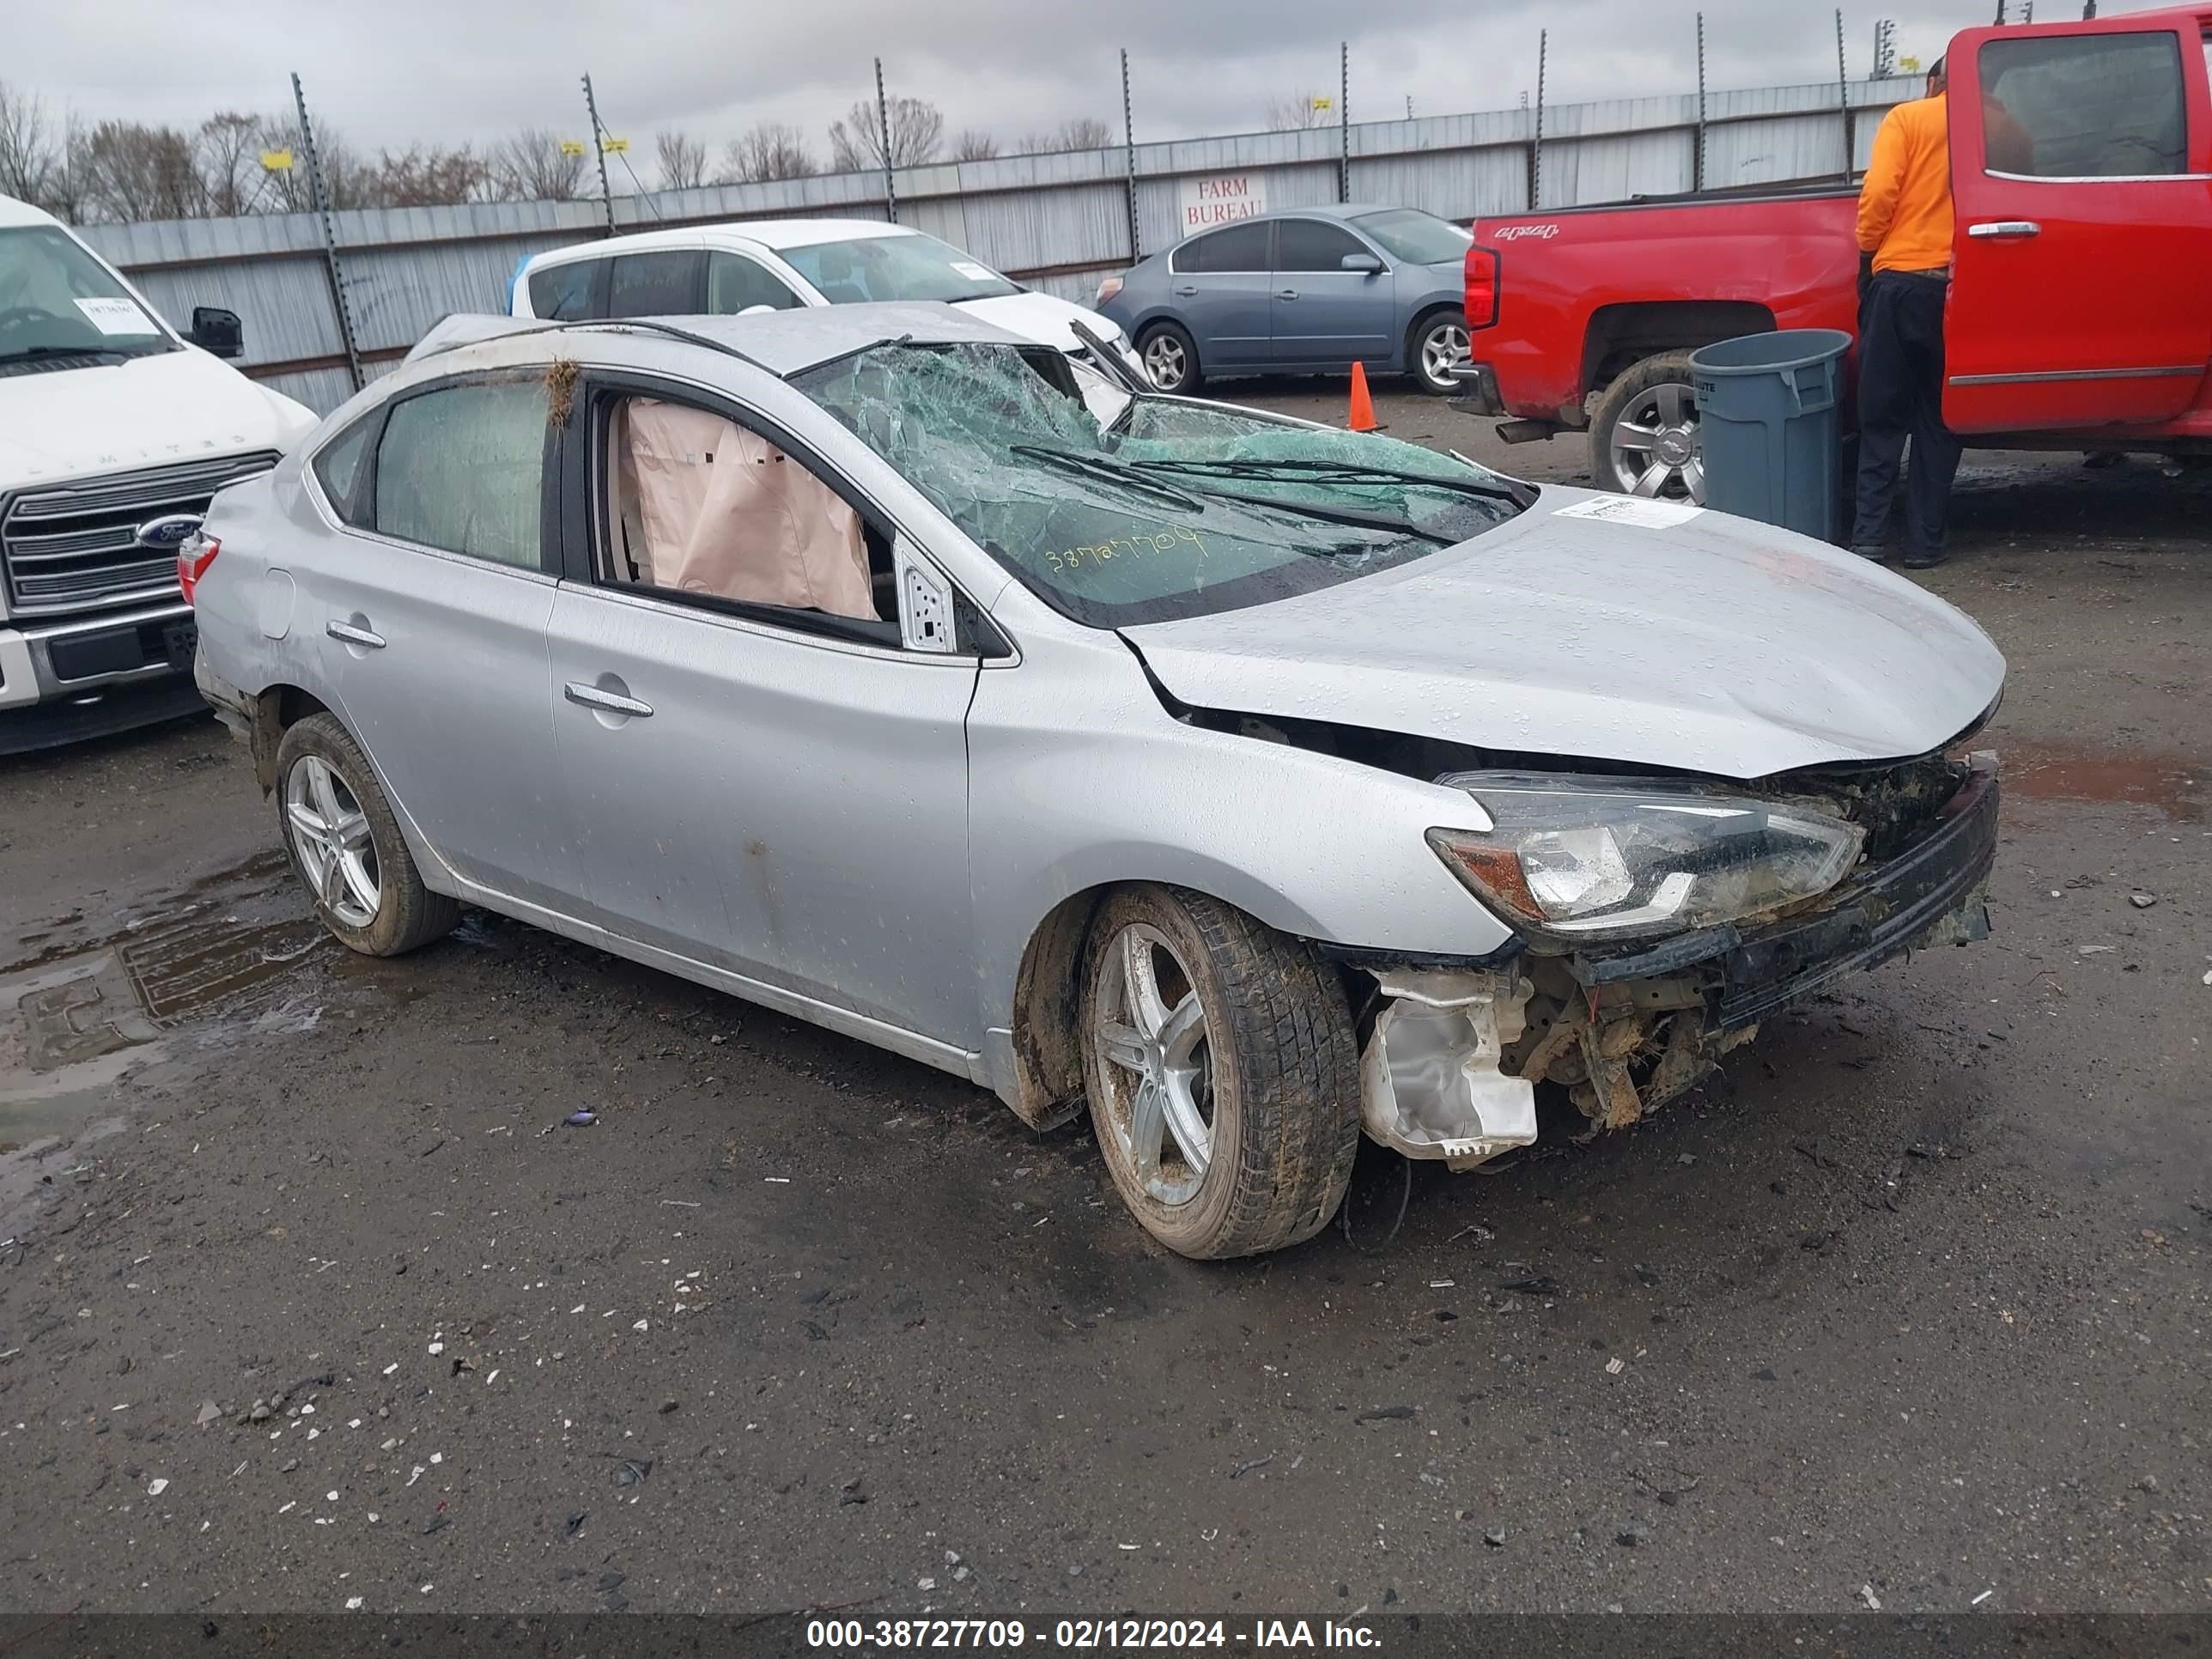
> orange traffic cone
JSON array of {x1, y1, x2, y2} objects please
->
[{"x1": 1346, "y1": 361, "x2": 1382, "y2": 433}]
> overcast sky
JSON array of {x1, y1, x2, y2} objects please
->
[{"x1": 18, "y1": 0, "x2": 2144, "y2": 176}]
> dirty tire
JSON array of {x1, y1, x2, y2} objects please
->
[
  {"x1": 1137, "y1": 321, "x2": 1201, "y2": 394},
  {"x1": 276, "y1": 713, "x2": 459, "y2": 957},
  {"x1": 1080, "y1": 885, "x2": 1361, "y2": 1260},
  {"x1": 1589, "y1": 349, "x2": 1702, "y2": 498}
]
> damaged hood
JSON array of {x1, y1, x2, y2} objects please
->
[{"x1": 1121, "y1": 489, "x2": 2005, "y2": 780}]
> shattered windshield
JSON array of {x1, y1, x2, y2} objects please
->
[{"x1": 792, "y1": 342, "x2": 1528, "y2": 626}]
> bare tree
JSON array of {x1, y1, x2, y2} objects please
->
[
  {"x1": 950, "y1": 127, "x2": 1000, "y2": 162},
  {"x1": 721, "y1": 122, "x2": 816, "y2": 183},
  {"x1": 368, "y1": 145, "x2": 489, "y2": 208},
  {"x1": 828, "y1": 95, "x2": 943, "y2": 173},
  {"x1": 0, "y1": 82, "x2": 70, "y2": 216},
  {"x1": 654, "y1": 130, "x2": 709, "y2": 191},
  {"x1": 194, "y1": 112, "x2": 265, "y2": 216},
  {"x1": 487, "y1": 127, "x2": 587, "y2": 202},
  {"x1": 1266, "y1": 91, "x2": 1333, "y2": 131},
  {"x1": 1012, "y1": 117, "x2": 1118, "y2": 155},
  {"x1": 73, "y1": 120, "x2": 202, "y2": 222}
]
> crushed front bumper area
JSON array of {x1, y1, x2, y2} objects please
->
[{"x1": 1356, "y1": 755, "x2": 1999, "y2": 1164}]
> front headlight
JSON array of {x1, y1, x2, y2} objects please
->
[{"x1": 1427, "y1": 771, "x2": 1863, "y2": 944}]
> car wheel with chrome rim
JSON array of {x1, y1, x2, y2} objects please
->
[
  {"x1": 276, "y1": 712, "x2": 459, "y2": 957},
  {"x1": 1590, "y1": 350, "x2": 1705, "y2": 503},
  {"x1": 1136, "y1": 322, "x2": 1201, "y2": 394},
  {"x1": 1411, "y1": 309, "x2": 1472, "y2": 396},
  {"x1": 1080, "y1": 885, "x2": 1360, "y2": 1259}
]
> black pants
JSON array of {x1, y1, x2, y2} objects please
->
[{"x1": 1851, "y1": 270, "x2": 1963, "y2": 555}]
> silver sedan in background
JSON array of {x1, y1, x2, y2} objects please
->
[{"x1": 187, "y1": 304, "x2": 2003, "y2": 1258}]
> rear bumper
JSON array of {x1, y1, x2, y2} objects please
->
[
  {"x1": 1447, "y1": 362, "x2": 1505, "y2": 416},
  {"x1": 1573, "y1": 756, "x2": 2001, "y2": 1028}
]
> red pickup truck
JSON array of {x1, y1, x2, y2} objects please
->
[{"x1": 1453, "y1": 5, "x2": 2212, "y2": 501}]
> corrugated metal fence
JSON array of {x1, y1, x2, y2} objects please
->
[{"x1": 78, "y1": 75, "x2": 1915, "y2": 415}]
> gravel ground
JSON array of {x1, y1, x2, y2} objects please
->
[{"x1": 0, "y1": 382, "x2": 2205, "y2": 1618}]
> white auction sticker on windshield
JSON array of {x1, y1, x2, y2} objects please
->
[
  {"x1": 951, "y1": 261, "x2": 995, "y2": 282},
  {"x1": 75, "y1": 296, "x2": 155, "y2": 336},
  {"x1": 1551, "y1": 495, "x2": 1704, "y2": 528}
]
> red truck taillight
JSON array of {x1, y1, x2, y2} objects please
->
[{"x1": 1465, "y1": 246, "x2": 1500, "y2": 329}]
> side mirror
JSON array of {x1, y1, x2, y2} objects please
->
[
  {"x1": 1340, "y1": 252, "x2": 1385, "y2": 276},
  {"x1": 187, "y1": 306, "x2": 244, "y2": 360}
]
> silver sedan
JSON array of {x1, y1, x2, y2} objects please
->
[{"x1": 188, "y1": 304, "x2": 2004, "y2": 1259}]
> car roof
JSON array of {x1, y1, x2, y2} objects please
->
[
  {"x1": 1191, "y1": 204, "x2": 1405, "y2": 230},
  {"x1": 401, "y1": 301, "x2": 1029, "y2": 383},
  {"x1": 522, "y1": 217, "x2": 920, "y2": 270},
  {"x1": 0, "y1": 194, "x2": 64, "y2": 231}
]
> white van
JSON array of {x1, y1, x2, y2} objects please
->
[
  {"x1": 0, "y1": 194, "x2": 317, "y2": 752},
  {"x1": 510, "y1": 219, "x2": 1142, "y2": 374}
]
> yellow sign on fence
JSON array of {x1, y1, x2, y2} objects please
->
[
  {"x1": 599, "y1": 136, "x2": 629, "y2": 154},
  {"x1": 1310, "y1": 96, "x2": 1333, "y2": 112},
  {"x1": 558, "y1": 139, "x2": 588, "y2": 156},
  {"x1": 259, "y1": 149, "x2": 295, "y2": 172}
]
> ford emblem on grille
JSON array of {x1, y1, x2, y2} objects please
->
[{"x1": 134, "y1": 514, "x2": 204, "y2": 549}]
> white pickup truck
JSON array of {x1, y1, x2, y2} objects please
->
[{"x1": 0, "y1": 194, "x2": 317, "y2": 753}]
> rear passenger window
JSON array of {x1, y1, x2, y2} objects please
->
[
  {"x1": 1173, "y1": 222, "x2": 1272, "y2": 274},
  {"x1": 527, "y1": 259, "x2": 601, "y2": 320},
  {"x1": 374, "y1": 380, "x2": 548, "y2": 569},
  {"x1": 707, "y1": 252, "x2": 803, "y2": 314},
  {"x1": 1978, "y1": 30, "x2": 2189, "y2": 177},
  {"x1": 311, "y1": 415, "x2": 376, "y2": 526},
  {"x1": 607, "y1": 250, "x2": 706, "y2": 318}
]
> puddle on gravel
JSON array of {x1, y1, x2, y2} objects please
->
[
  {"x1": 0, "y1": 848, "x2": 333, "y2": 1158},
  {"x1": 2002, "y1": 742, "x2": 2203, "y2": 822}
]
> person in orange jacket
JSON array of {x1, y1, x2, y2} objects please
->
[{"x1": 1850, "y1": 58, "x2": 1963, "y2": 569}]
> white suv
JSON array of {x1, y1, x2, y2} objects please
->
[{"x1": 511, "y1": 219, "x2": 1139, "y2": 374}]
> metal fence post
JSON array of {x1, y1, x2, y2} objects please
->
[
  {"x1": 874, "y1": 58, "x2": 898, "y2": 224},
  {"x1": 1338, "y1": 41, "x2": 1350, "y2": 203},
  {"x1": 1694, "y1": 13, "x2": 1708, "y2": 191},
  {"x1": 290, "y1": 72, "x2": 362, "y2": 394},
  {"x1": 1121, "y1": 48, "x2": 1141, "y2": 261},
  {"x1": 1531, "y1": 29, "x2": 1547, "y2": 210},
  {"x1": 581, "y1": 73, "x2": 617, "y2": 234},
  {"x1": 1835, "y1": 10, "x2": 1853, "y2": 178}
]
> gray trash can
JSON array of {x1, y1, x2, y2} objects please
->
[{"x1": 1688, "y1": 328, "x2": 1851, "y2": 544}]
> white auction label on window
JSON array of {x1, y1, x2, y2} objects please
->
[
  {"x1": 951, "y1": 261, "x2": 995, "y2": 282},
  {"x1": 75, "y1": 296, "x2": 155, "y2": 336},
  {"x1": 1551, "y1": 495, "x2": 1704, "y2": 528}
]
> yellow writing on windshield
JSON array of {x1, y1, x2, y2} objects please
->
[{"x1": 1044, "y1": 526, "x2": 1206, "y2": 573}]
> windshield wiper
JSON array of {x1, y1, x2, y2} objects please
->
[
  {"x1": 1156, "y1": 481, "x2": 1454, "y2": 544},
  {"x1": 0, "y1": 343, "x2": 134, "y2": 366},
  {"x1": 1007, "y1": 443, "x2": 1206, "y2": 511},
  {"x1": 1127, "y1": 454, "x2": 1525, "y2": 505}
]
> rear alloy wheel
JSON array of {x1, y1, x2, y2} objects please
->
[
  {"x1": 1138, "y1": 322, "x2": 1200, "y2": 394},
  {"x1": 1591, "y1": 350, "x2": 1705, "y2": 502},
  {"x1": 276, "y1": 713, "x2": 459, "y2": 957},
  {"x1": 1411, "y1": 309, "x2": 1472, "y2": 396},
  {"x1": 1080, "y1": 886, "x2": 1360, "y2": 1260}
]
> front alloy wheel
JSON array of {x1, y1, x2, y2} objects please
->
[
  {"x1": 1079, "y1": 886, "x2": 1361, "y2": 1260},
  {"x1": 1093, "y1": 922, "x2": 1216, "y2": 1206}
]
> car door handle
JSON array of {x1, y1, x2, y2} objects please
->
[
  {"x1": 325, "y1": 620, "x2": 385, "y2": 649},
  {"x1": 563, "y1": 681, "x2": 653, "y2": 719},
  {"x1": 1966, "y1": 220, "x2": 2040, "y2": 239},
  {"x1": 1276, "y1": 289, "x2": 1298, "y2": 300},
  {"x1": 1172, "y1": 285, "x2": 1198, "y2": 297}
]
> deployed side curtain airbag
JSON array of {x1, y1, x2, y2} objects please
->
[{"x1": 623, "y1": 398, "x2": 876, "y2": 620}]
